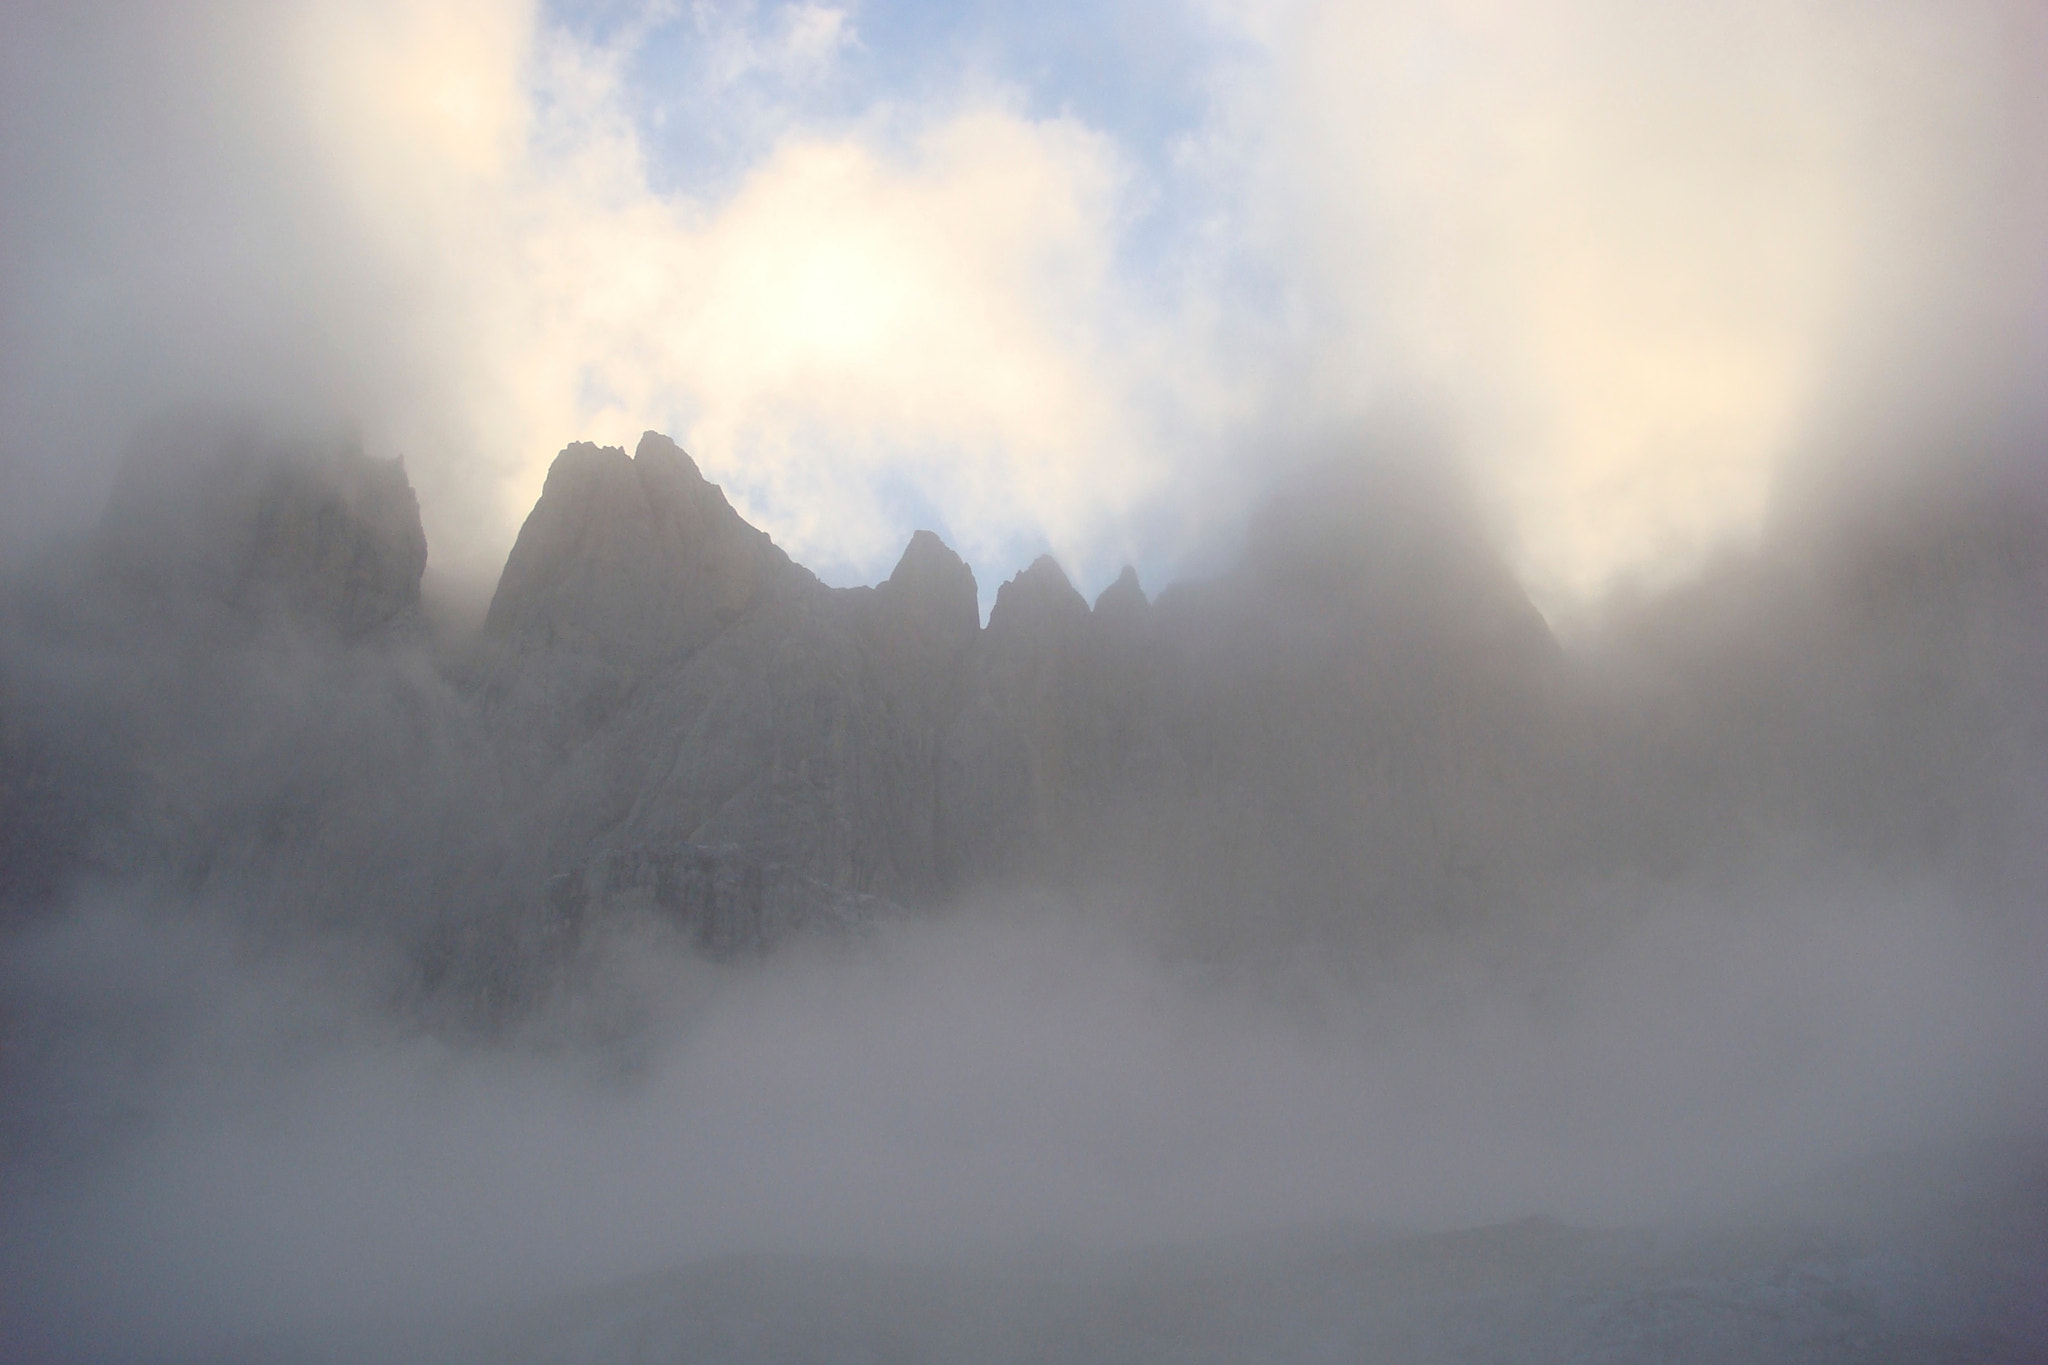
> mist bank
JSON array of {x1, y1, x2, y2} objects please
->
[
  {"x1": 0, "y1": 412, "x2": 2044, "y2": 1359},
  {"x1": 5, "y1": 877, "x2": 2043, "y2": 1361}
]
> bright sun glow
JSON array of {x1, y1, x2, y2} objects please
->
[{"x1": 189, "y1": 0, "x2": 2019, "y2": 605}]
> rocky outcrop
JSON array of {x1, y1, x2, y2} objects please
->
[
  {"x1": 0, "y1": 421, "x2": 502, "y2": 961},
  {"x1": 20, "y1": 420, "x2": 2039, "y2": 991},
  {"x1": 483, "y1": 432, "x2": 800, "y2": 667},
  {"x1": 43, "y1": 425, "x2": 1560, "y2": 962},
  {"x1": 1091, "y1": 565, "x2": 1149, "y2": 626},
  {"x1": 552, "y1": 842, "x2": 896, "y2": 958},
  {"x1": 474, "y1": 437, "x2": 1569, "y2": 960},
  {"x1": 938, "y1": 555, "x2": 1104, "y2": 886},
  {"x1": 98, "y1": 421, "x2": 426, "y2": 636}
]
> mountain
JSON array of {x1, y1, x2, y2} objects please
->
[
  {"x1": 461, "y1": 433, "x2": 1569, "y2": 970},
  {"x1": 0, "y1": 424, "x2": 506, "y2": 971},
  {"x1": 96, "y1": 417, "x2": 428, "y2": 637},
  {"x1": 2, "y1": 422, "x2": 2042, "y2": 1015}
]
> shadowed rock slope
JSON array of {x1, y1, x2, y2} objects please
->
[
  {"x1": 3, "y1": 424, "x2": 2043, "y2": 1003},
  {"x1": 468, "y1": 434, "x2": 1570, "y2": 964},
  {"x1": 0, "y1": 423, "x2": 505, "y2": 960}
]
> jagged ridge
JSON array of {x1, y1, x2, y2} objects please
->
[{"x1": 6, "y1": 423, "x2": 2042, "y2": 989}]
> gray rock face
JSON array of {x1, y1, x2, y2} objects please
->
[
  {"x1": 10, "y1": 422, "x2": 2043, "y2": 987},
  {"x1": 470, "y1": 440, "x2": 1570, "y2": 961},
  {"x1": 482, "y1": 507, "x2": 980, "y2": 918},
  {"x1": 1091, "y1": 565, "x2": 1149, "y2": 624},
  {"x1": 5, "y1": 424, "x2": 1592, "y2": 968},
  {"x1": 937, "y1": 555, "x2": 1101, "y2": 886},
  {"x1": 554, "y1": 843, "x2": 895, "y2": 958},
  {"x1": 470, "y1": 433, "x2": 2047, "y2": 969},
  {"x1": 0, "y1": 423, "x2": 509, "y2": 973},
  {"x1": 99, "y1": 422, "x2": 427, "y2": 636},
  {"x1": 484, "y1": 432, "x2": 799, "y2": 666}
]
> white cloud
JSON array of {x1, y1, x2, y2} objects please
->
[
  {"x1": 1206, "y1": 0, "x2": 2040, "y2": 606},
  {"x1": 693, "y1": 1, "x2": 855, "y2": 90},
  {"x1": 4, "y1": 0, "x2": 2035, "y2": 605},
  {"x1": 0, "y1": 0, "x2": 1223, "y2": 594},
  {"x1": 272, "y1": 0, "x2": 1210, "y2": 588}
]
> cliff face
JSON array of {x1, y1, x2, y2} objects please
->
[
  {"x1": 0, "y1": 424, "x2": 500, "y2": 961},
  {"x1": 13, "y1": 423, "x2": 1570, "y2": 963},
  {"x1": 484, "y1": 433, "x2": 799, "y2": 665},
  {"x1": 98, "y1": 423, "x2": 427, "y2": 637},
  {"x1": 479, "y1": 436, "x2": 1566, "y2": 959},
  {"x1": 473, "y1": 431, "x2": 2048, "y2": 968},
  {"x1": 473, "y1": 434, "x2": 985, "y2": 917},
  {"x1": 7, "y1": 422, "x2": 2042, "y2": 999}
]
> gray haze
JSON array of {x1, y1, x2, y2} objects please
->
[
  {"x1": 1, "y1": 407, "x2": 2044, "y2": 1361},
  {"x1": 3, "y1": 3, "x2": 2048, "y2": 1362}
]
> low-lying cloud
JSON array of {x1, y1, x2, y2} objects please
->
[{"x1": 6, "y1": 856, "x2": 2042, "y2": 1357}]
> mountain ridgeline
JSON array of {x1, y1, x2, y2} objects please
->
[
  {"x1": 470, "y1": 432, "x2": 1563, "y2": 966},
  {"x1": 2, "y1": 425, "x2": 2042, "y2": 1014}
]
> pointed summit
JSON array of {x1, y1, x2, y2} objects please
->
[
  {"x1": 634, "y1": 429, "x2": 694, "y2": 464},
  {"x1": 629, "y1": 429, "x2": 707, "y2": 491},
  {"x1": 98, "y1": 416, "x2": 426, "y2": 636},
  {"x1": 484, "y1": 432, "x2": 797, "y2": 666},
  {"x1": 987, "y1": 555, "x2": 1088, "y2": 641},
  {"x1": 887, "y1": 529, "x2": 973, "y2": 598},
  {"x1": 878, "y1": 529, "x2": 980, "y2": 644},
  {"x1": 1092, "y1": 565, "x2": 1149, "y2": 627}
]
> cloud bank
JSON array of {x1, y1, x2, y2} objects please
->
[
  {"x1": 2, "y1": 1, "x2": 2041, "y2": 599},
  {"x1": 8, "y1": 870, "x2": 2041, "y2": 1357}
]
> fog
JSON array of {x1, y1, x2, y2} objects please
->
[
  {"x1": 4, "y1": 2, "x2": 2047, "y2": 1362},
  {"x1": 3, "y1": 420, "x2": 2045, "y2": 1358},
  {"x1": 8, "y1": 861, "x2": 2042, "y2": 1357}
]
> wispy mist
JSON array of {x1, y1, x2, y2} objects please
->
[
  {"x1": 7, "y1": 862, "x2": 2041, "y2": 1358},
  {"x1": 3, "y1": 3, "x2": 2046, "y2": 1362}
]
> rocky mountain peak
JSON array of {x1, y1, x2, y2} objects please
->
[
  {"x1": 98, "y1": 420, "x2": 426, "y2": 636},
  {"x1": 880, "y1": 531, "x2": 979, "y2": 629},
  {"x1": 987, "y1": 555, "x2": 1088, "y2": 643},
  {"x1": 628, "y1": 430, "x2": 714, "y2": 505},
  {"x1": 1092, "y1": 566, "x2": 1149, "y2": 627},
  {"x1": 483, "y1": 432, "x2": 798, "y2": 667}
]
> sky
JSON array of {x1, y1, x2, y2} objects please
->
[{"x1": 2, "y1": 0, "x2": 2043, "y2": 610}]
